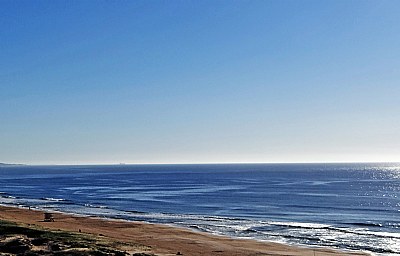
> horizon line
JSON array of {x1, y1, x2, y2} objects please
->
[{"x1": 3, "y1": 161, "x2": 400, "y2": 166}]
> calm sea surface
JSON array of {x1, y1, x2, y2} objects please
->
[{"x1": 0, "y1": 163, "x2": 399, "y2": 255}]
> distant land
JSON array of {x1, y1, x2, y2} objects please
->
[{"x1": 0, "y1": 163, "x2": 24, "y2": 166}]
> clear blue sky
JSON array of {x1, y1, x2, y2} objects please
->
[{"x1": 1, "y1": 0, "x2": 400, "y2": 164}]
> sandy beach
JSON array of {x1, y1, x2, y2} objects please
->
[{"x1": 0, "y1": 205, "x2": 369, "y2": 256}]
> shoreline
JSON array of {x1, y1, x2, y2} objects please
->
[{"x1": 0, "y1": 205, "x2": 369, "y2": 256}]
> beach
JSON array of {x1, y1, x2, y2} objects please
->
[{"x1": 0, "y1": 206, "x2": 369, "y2": 256}]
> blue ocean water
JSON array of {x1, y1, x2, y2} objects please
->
[{"x1": 0, "y1": 163, "x2": 399, "y2": 255}]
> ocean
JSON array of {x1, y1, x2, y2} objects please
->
[{"x1": 0, "y1": 163, "x2": 399, "y2": 255}]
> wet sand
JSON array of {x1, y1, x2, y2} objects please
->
[{"x1": 0, "y1": 206, "x2": 369, "y2": 256}]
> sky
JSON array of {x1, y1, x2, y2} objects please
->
[{"x1": 1, "y1": 0, "x2": 400, "y2": 165}]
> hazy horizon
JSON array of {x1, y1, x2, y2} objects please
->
[
  {"x1": 1, "y1": 0, "x2": 400, "y2": 165},
  {"x1": 2, "y1": 160, "x2": 400, "y2": 166}
]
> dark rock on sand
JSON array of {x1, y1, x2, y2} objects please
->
[
  {"x1": 48, "y1": 242, "x2": 62, "y2": 252},
  {"x1": 0, "y1": 238, "x2": 31, "y2": 254},
  {"x1": 31, "y1": 238, "x2": 49, "y2": 246}
]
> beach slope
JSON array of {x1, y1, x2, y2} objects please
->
[{"x1": 0, "y1": 206, "x2": 368, "y2": 256}]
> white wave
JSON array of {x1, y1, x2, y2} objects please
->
[
  {"x1": 84, "y1": 204, "x2": 108, "y2": 209},
  {"x1": 268, "y1": 221, "x2": 331, "y2": 229},
  {"x1": 42, "y1": 197, "x2": 66, "y2": 201}
]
